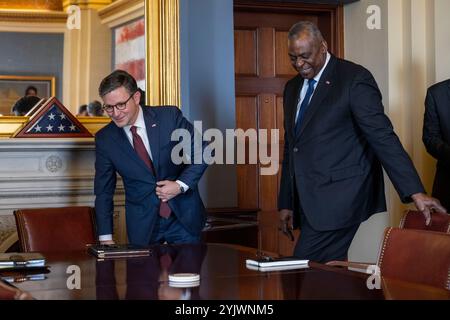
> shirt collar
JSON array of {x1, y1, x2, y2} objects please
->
[
  {"x1": 124, "y1": 106, "x2": 145, "y2": 132},
  {"x1": 311, "y1": 51, "x2": 331, "y2": 84}
]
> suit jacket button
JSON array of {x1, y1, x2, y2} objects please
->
[{"x1": 293, "y1": 147, "x2": 299, "y2": 152}]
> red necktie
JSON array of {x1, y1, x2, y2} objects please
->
[{"x1": 130, "y1": 126, "x2": 171, "y2": 218}]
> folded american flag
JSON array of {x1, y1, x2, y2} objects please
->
[
  {"x1": 26, "y1": 104, "x2": 81, "y2": 134},
  {"x1": 14, "y1": 97, "x2": 92, "y2": 138}
]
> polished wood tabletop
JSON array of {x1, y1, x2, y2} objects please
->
[{"x1": 2, "y1": 243, "x2": 448, "y2": 300}]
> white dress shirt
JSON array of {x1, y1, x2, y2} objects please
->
[{"x1": 295, "y1": 52, "x2": 331, "y2": 123}]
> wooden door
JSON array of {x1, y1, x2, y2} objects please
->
[{"x1": 234, "y1": 1, "x2": 344, "y2": 255}]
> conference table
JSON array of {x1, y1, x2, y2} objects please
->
[{"x1": 3, "y1": 243, "x2": 449, "y2": 300}]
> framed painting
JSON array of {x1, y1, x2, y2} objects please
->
[
  {"x1": 114, "y1": 17, "x2": 146, "y2": 91},
  {"x1": 0, "y1": 75, "x2": 55, "y2": 116}
]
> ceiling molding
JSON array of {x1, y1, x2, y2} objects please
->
[
  {"x1": 0, "y1": 9, "x2": 67, "y2": 23},
  {"x1": 98, "y1": 0, "x2": 144, "y2": 28}
]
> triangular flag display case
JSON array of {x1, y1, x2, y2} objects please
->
[{"x1": 13, "y1": 97, "x2": 92, "y2": 138}]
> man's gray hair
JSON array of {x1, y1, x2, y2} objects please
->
[{"x1": 288, "y1": 21, "x2": 324, "y2": 42}]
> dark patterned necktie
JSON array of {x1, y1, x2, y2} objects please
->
[
  {"x1": 130, "y1": 126, "x2": 171, "y2": 218},
  {"x1": 295, "y1": 78, "x2": 317, "y2": 136}
]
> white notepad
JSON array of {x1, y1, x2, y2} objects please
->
[
  {"x1": 246, "y1": 263, "x2": 309, "y2": 272},
  {"x1": 246, "y1": 256, "x2": 309, "y2": 271}
]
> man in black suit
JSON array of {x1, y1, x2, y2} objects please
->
[
  {"x1": 278, "y1": 21, "x2": 445, "y2": 263},
  {"x1": 423, "y1": 79, "x2": 450, "y2": 211}
]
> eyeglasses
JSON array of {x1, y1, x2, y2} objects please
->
[{"x1": 102, "y1": 91, "x2": 136, "y2": 113}]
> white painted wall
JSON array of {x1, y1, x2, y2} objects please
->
[
  {"x1": 434, "y1": 0, "x2": 450, "y2": 82},
  {"x1": 344, "y1": 0, "x2": 390, "y2": 263},
  {"x1": 345, "y1": 0, "x2": 450, "y2": 262}
]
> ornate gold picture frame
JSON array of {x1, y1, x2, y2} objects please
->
[
  {"x1": 145, "y1": 0, "x2": 180, "y2": 107},
  {"x1": 0, "y1": 75, "x2": 56, "y2": 116},
  {"x1": 0, "y1": 0, "x2": 181, "y2": 137}
]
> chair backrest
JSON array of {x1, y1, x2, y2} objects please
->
[
  {"x1": 399, "y1": 210, "x2": 450, "y2": 233},
  {"x1": 14, "y1": 206, "x2": 96, "y2": 252},
  {"x1": 377, "y1": 227, "x2": 450, "y2": 290}
]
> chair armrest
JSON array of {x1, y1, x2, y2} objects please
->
[{"x1": 325, "y1": 260, "x2": 375, "y2": 273}]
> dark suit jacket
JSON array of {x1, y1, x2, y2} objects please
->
[
  {"x1": 278, "y1": 55, "x2": 425, "y2": 231},
  {"x1": 94, "y1": 106, "x2": 208, "y2": 246},
  {"x1": 423, "y1": 79, "x2": 450, "y2": 209}
]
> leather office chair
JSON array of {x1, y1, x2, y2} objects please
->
[
  {"x1": 399, "y1": 210, "x2": 450, "y2": 233},
  {"x1": 0, "y1": 280, "x2": 33, "y2": 300},
  {"x1": 328, "y1": 227, "x2": 450, "y2": 290},
  {"x1": 14, "y1": 206, "x2": 96, "y2": 252},
  {"x1": 327, "y1": 210, "x2": 450, "y2": 270},
  {"x1": 377, "y1": 227, "x2": 450, "y2": 290}
]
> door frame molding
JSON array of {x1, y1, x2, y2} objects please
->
[{"x1": 234, "y1": 0, "x2": 344, "y2": 57}]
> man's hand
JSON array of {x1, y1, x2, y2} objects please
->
[
  {"x1": 411, "y1": 193, "x2": 447, "y2": 225},
  {"x1": 156, "y1": 180, "x2": 181, "y2": 202},
  {"x1": 279, "y1": 209, "x2": 294, "y2": 241},
  {"x1": 100, "y1": 240, "x2": 115, "y2": 245}
]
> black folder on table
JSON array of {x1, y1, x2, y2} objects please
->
[{"x1": 88, "y1": 244, "x2": 151, "y2": 259}]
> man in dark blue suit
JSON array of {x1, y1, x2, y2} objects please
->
[
  {"x1": 95, "y1": 70, "x2": 208, "y2": 246},
  {"x1": 278, "y1": 21, "x2": 445, "y2": 263},
  {"x1": 423, "y1": 79, "x2": 450, "y2": 211}
]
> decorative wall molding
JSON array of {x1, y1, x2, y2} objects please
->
[
  {"x1": 0, "y1": 215, "x2": 18, "y2": 253},
  {"x1": 0, "y1": 138, "x2": 126, "y2": 250},
  {"x1": 145, "y1": 0, "x2": 180, "y2": 107},
  {"x1": 98, "y1": 0, "x2": 144, "y2": 28},
  {"x1": 0, "y1": 9, "x2": 67, "y2": 33},
  {"x1": 63, "y1": 0, "x2": 113, "y2": 10},
  {"x1": 0, "y1": 117, "x2": 108, "y2": 138},
  {"x1": 0, "y1": 117, "x2": 28, "y2": 138},
  {"x1": 0, "y1": 9, "x2": 67, "y2": 22},
  {"x1": 0, "y1": 0, "x2": 62, "y2": 11}
]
